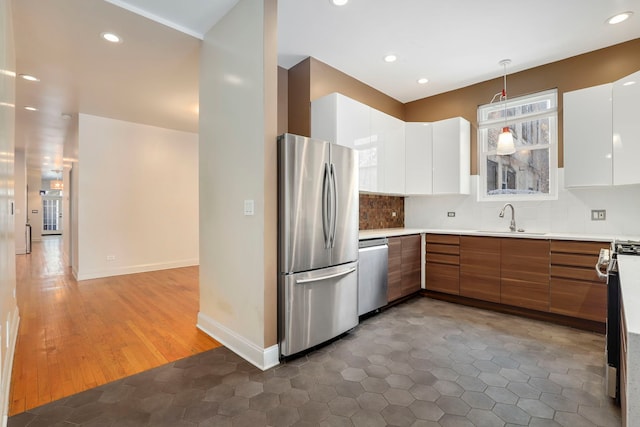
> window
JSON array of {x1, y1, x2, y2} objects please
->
[{"x1": 478, "y1": 89, "x2": 558, "y2": 201}]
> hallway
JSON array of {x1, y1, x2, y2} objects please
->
[{"x1": 9, "y1": 236, "x2": 220, "y2": 415}]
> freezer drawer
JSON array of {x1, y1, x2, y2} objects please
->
[
  {"x1": 358, "y1": 239, "x2": 388, "y2": 316},
  {"x1": 279, "y1": 261, "x2": 358, "y2": 357}
]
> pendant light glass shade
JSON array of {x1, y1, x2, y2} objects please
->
[
  {"x1": 497, "y1": 127, "x2": 515, "y2": 155},
  {"x1": 50, "y1": 179, "x2": 63, "y2": 190}
]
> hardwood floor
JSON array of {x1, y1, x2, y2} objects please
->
[{"x1": 9, "y1": 236, "x2": 220, "y2": 415}]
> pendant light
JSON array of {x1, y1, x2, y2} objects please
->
[
  {"x1": 50, "y1": 169, "x2": 63, "y2": 190},
  {"x1": 496, "y1": 59, "x2": 515, "y2": 155}
]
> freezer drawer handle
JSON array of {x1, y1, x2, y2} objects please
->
[{"x1": 296, "y1": 267, "x2": 357, "y2": 284}]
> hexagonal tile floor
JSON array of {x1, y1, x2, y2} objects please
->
[{"x1": 8, "y1": 297, "x2": 621, "y2": 426}]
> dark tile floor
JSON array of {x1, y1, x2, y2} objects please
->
[{"x1": 9, "y1": 297, "x2": 621, "y2": 426}]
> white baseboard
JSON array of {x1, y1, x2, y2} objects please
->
[
  {"x1": 76, "y1": 258, "x2": 199, "y2": 281},
  {"x1": 1, "y1": 308, "x2": 20, "y2": 427},
  {"x1": 14, "y1": 248, "x2": 26, "y2": 255},
  {"x1": 197, "y1": 312, "x2": 279, "y2": 371}
]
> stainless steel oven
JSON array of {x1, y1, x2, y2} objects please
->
[{"x1": 599, "y1": 240, "x2": 640, "y2": 402}]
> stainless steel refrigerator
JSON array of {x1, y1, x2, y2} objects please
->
[{"x1": 278, "y1": 133, "x2": 359, "y2": 357}]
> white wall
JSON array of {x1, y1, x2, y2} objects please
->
[
  {"x1": 0, "y1": 0, "x2": 19, "y2": 424},
  {"x1": 198, "y1": 0, "x2": 278, "y2": 370},
  {"x1": 76, "y1": 113, "x2": 198, "y2": 280},
  {"x1": 406, "y1": 169, "x2": 640, "y2": 238},
  {"x1": 13, "y1": 149, "x2": 26, "y2": 254},
  {"x1": 26, "y1": 171, "x2": 42, "y2": 242}
]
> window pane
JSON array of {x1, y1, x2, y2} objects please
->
[
  {"x1": 486, "y1": 117, "x2": 551, "y2": 151},
  {"x1": 486, "y1": 149, "x2": 550, "y2": 196}
]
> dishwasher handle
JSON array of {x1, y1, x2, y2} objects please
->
[{"x1": 359, "y1": 237, "x2": 388, "y2": 249}]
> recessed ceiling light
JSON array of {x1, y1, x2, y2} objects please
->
[
  {"x1": 417, "y1": 78, "x2": 429, "y2": 84},
  {"x1": 623, "y1": 81, "x2": 636, "y2": 86},
  {"x1": 331, "y1": 0, "x2": 348, "y2": 5},
  {"x1": 384, "y1": 54, "x2": 397, "y2": 63},
  {"x1": 607, "y1": 11, "x2": 633, "y2": 24},
  {"x1": 61, "y1": 113, "x2": 72, "y2": 119},
  {"x1": 101, "y1": 32, "x2": 122, "y2": 43},
  {"x1": 19, "y1": 74, "x2": 39, "y2": 82},
  {"x1": 24, "y1": 106, "x2": 38, "y2": 111}
]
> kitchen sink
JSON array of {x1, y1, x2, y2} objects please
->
[{"x1": 474, "y1": 230, "x2": 547, "y2": 236}]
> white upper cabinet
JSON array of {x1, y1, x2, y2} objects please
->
[
  {"x1": 311, "y1": 93, "x2": 375, "y2": 191},
  {"x1": 613, "y1": 70, "x2": 640, "y2": 186},
  {"x1": 312, "y1": 93, "x2": 405, "y2": 194},
  {"x1": 432, "y1": 117, "x2": 470, "y2": 194},
  {"x1": 563, "y1": 83, "x2": 613, "y2": 187},
  {"x1": 405, "y1": 122, "x2": 433, "y2": 195},
  {"x1": 371, "y1": 108, "x2": 405, "y2": 195},
  {"x1": 312, "y1": 93, "x2": 470, "y2": 196}
]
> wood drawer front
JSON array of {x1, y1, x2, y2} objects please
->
[
  {"x1": 427, "y1": 243, "x2": 460, "y2": 255},
  {"x1": 387, "y1": 237, "x2": 402, "y2": 302},
  {"x1": 460, "y1": 235, "x2": 501, "y2": 253},
  {"x1": 501, "y1": 278, "x2": 549, "y2": 312},
  {"x1": 549, "y1": 278, "x2": 607, "y2": 322},
  {"x1": 460, "y1": 273, "x2": 500, "y2": 303},
  {"x1": 427, "y1": 234, "x2": 460, "y2": 245},
  {"x1": 426, "y1": 252, "x2": 459, "y2": 265},
  {"x1": 550, "y1": 265, "x2": 601, "y2": 282},
  {"x1": 550, "y1": 252, "x2": 599, "y2": 269},
  {"x1": 550, "y1": 240, "x2": 608, "y2": 255},
  {"x1": 426, "y1": 263, "x2": 459, "y2": 295}
]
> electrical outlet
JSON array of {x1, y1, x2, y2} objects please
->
[
  {"x1": 391, "y1": 211, "x2": 397, "y2": 217},
  {"x1": 591, "y1": 209, "x2": 606, "y2": 221},
  {"x1": 447, "y1": 212, "x2": 456, "y2": 217},
  {"x1": 106, "y1": 255, "x2": 116, "y2": 261}
]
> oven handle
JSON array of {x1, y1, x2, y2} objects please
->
[{"x1": 595, "y1": 262, "x2": 608, "y2": 280}]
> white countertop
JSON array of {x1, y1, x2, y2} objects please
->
[
  {"x1": 619, "y1": 256, "x2": 640, "y2": 337},
  {"x1": 358, "y1": 227, "x2": 628, "y2": 242},
  {"x1": 617, "y1": 255, "x2": 640, "y2": 423}
]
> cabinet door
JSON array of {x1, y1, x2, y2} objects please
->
[
  {"x1": 613, "y1": 70, "x2": 640, "y2": 186},
  {"x1": 405, "y1": 122, "x2": 433, "y2": 195},
  {"x1": 432, "y1": 117, "x2": 470, "y2": 194},
  {"x1": 460, "y1": 236, "x2": 501, "y2": 303},
  {"x1": 563, "y1": 83, "x2": 613, "y2": 187},
  {"x1": 311, "y1": 93, "x2": 375, "y2": 192},
  {"x1": 501, "y1": 238, "x2": 550, "y2": 311},
  {"x1": 387, "y1": 237, "x2": 402, "y2": 302},
  {"x1": 401, "y1": 235, "x2": 421, "y2": 296},
  {"x1": 371, "y1": 108, "x2": 405, "y2": 194}
]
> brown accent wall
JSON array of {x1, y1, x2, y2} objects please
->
[
  {"x1": 287, "y1": 58, "x2": 311, "y2": 136},
  {"x1": 359, "y1": 195, "x2": 404, "y2": 230},
  {"x1": 405, "y1": 38, "x2": 640, "y2": 174},
  {"x1": 277, "y1": 66, "x2": 288, "y2": 135},
  {"x1": 287, "y1": 57, "x2": 405, "y2": 136}
]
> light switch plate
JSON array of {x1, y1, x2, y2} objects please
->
[
  {"x1": 447, "y1": 212, "x2": 456, "y2": 217},
  {"x1": 244, "y1": 199, "x2": 255, "y2": 216}
]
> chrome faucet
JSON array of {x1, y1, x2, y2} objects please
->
[{"x1": 499, "y1": 203, "x2": 516, "y2": 232}]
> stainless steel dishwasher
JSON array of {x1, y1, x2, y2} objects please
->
[{"x1": 358, "y1": 238, "x2": 388, "y2": 316}]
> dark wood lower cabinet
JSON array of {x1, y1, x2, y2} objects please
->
[
  {"x1": 549, "y1": 240, "x2": 608, "y2": 322},
  {"x1": 400, "y1": 235, "x2": 421, "y2": 296},
  {"x1": 500, "y1": 238, "x2": 550, "y2": 311},
  {"x1": 387, "y1": 234, "x2": 422, "y2": 303},
  {"x1": 425, "y1": 234, "x2": 460, "y2": 295},
  {"x1": 387, "y1": 237, "x2": 402, "y2": 302},
  {"x1": 460, "y1": 236, "x2": 500, "y2": 303}
]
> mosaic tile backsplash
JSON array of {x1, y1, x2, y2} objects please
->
[{"x1": 359, "y1": 194, "x2": 404, "y2": 230}]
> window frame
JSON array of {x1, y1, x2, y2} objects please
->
[{"x1": 477, "y1": 88, "x2": 558, "y2": 202}]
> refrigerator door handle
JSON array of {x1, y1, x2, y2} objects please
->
[
  {"x1": 295, "y1": 266, "x2": 357, "y2": 284},
  {"x1": 322, "y1": 162, "x2": 330, "y2": 249},
  {"x1": 330, "y1": 163, "x2": 338, "y2": 248}
]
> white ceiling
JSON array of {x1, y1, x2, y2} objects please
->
[{"x1": 13, "y1": 0, "x2": 640, "y2": 180}]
